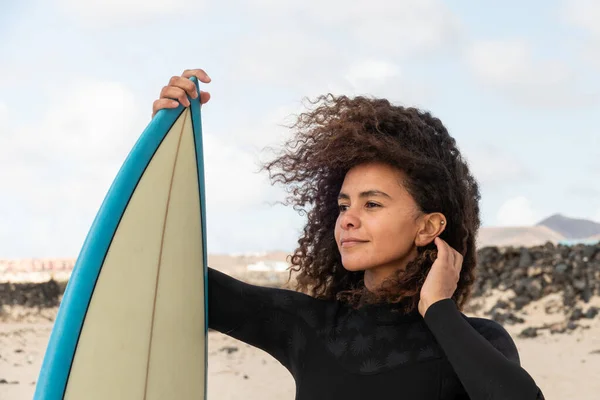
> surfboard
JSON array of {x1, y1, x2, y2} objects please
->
[{"x1": 34, "y1": 76, "x2": 209, "y2": 400}]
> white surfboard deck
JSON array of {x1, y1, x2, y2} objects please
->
[{"x1": 34, "y1": 77, "x2": 208, "y2": 400}]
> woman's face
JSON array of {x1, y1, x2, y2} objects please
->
[{"x1": 334, "y1": 162, "x2": 423, "y2": 274}]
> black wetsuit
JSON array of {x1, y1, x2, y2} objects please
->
[{"x1": 208, "y1": 267, "x2": 545, "y2": 399}]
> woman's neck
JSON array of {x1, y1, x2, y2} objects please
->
[{"x1": 363, "y1": 249, "x2": 417, "y2": 292}]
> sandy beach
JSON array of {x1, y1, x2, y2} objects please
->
[
  {"x1": 2, "y1": 247, "x2": 600, "y2": 399},
  {"x1": 1, "y1": 305, "x2": 599, "y2": 400}
]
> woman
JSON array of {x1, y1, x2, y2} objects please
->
[{"x1": 152, "y1": 69, "x2": 545, "y2": 399}]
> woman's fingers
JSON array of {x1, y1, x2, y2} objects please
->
[
  {"x1": 199, "y1": 91, "x2": 211, "y2": 105},
  {"x1": 152, "y1": 69, "x2": 212, "y2": 117},
  {"x1": 165, "y1": 77, "x2": 197, "y2": 102},
  {"x1": 181, "y1": 70, "x2": 211, "y2": 104},
  {"x1": 161, "y1": 85, "x2": 189, "y2": 106},
  {"x1": 454, "y1": 250, "x2": 464, "y2": 272},
  {"x1": 435, "y1": 237, "x2": 460, "y2": 273},
  {"x1": 434, "y1": 237, "x2": 452, "y2": 263},
  {"x1": 152, "y1": 98, "x2": 179, "y2": 117},
  {"x1": 182, "y1": 69, "x2": 211, "y2": 83}
]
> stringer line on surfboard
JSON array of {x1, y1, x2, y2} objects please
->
[{"x1": 142, "y1": 108, "x2": 190, "y2": 399}]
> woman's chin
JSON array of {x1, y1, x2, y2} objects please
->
[
  {"x1": 339, "y1": 251, "x2": 378, "y2": 272},
  {"x1": 341, "y1": 261, "x2": 371, "y2": 272}
]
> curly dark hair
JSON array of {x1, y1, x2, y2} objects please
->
[{"x1": 261, "y1": 94, "x2": 481, "y2": 313}]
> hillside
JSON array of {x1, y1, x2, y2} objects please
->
[
  {"x1": 537, "y1": 214, "x2": 600, "y2": 239},
  {"x1": 476, "y1": 225, "x2": 565, "y2": 248}
]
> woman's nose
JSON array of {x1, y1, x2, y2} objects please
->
[{"x1": 340, "y1": 208, "x2": 360, "y2": 229}]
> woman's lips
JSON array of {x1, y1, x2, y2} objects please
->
[{"x1": 340, "y1": 240, "x2": 368, "y2": 248}]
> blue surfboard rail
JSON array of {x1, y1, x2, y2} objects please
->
[{"x1": 33, "y1": 76, "x2": 209, "y2": 399}]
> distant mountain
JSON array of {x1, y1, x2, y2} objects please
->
[
  {"x1": 587, "y1": 234, "x2": 600, "y2": 241},
  {"x1": 476, "y1": 226, "x2": 565, "y2": 249},
  {"x1": 536, "y1": 214, "x2": 600, "y2": 240}
]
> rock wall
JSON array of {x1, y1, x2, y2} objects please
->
[
  {"x1": 472, "y1": 242, "x2": 600, "y2": 304},
  {"x1": 473, "y1": 243, "x2": 600, "y2": 310},
  {"x1": 1, "y1": 242, "x2": 599, "y2": 336},
  {"x1": 0, "y1": 280, "x2": 66, "y2": 308},
  {"x1": 466, "y1": 241, "x2": 600, "y2": 337}
]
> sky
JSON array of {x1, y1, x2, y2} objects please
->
[{"x1": 1, "y1": 0, "x2": 599, "y2": 258}]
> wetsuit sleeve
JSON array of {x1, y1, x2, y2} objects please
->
[
  {"x1": 423, "y1": 299, "x2": 545, "y2": 400},
  {"x1": 207, "y1": 267, "x2": 314, "y2": 376}
]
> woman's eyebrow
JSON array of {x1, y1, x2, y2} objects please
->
[{"x1": 337, "y1": 190, "x2": 392, "y2": 200}]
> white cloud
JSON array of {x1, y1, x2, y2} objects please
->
[
  {"x1": 39, "y1": 81, "x2": 140, "y2": 160},
  {"x1": 56, "y1": 0, "x2": 206, "y2": 25},
  {"x1": 561, "y1": 0, "x2": 600, "y2": 70},
  {"x1": 337, "y1": 60, "x2": 433, "y2": 106},
  {"x1": 232, "y1": 31, "x2": 346, "y2": 92},
  {"x1": 0, "y1": 77, "x2": 301, "y2": 257},
  {"x1": 246, "y1": 0, "x2": 461, "y2": 56},
  {"x1": 496, "y1": 196, "x2": 538, "y2": 227},
  {"x1": 0, "y1": 79, "x2": 141, "y2": 176},
  {"x1": 463, "y1": 145, "x2": 532, "y2": 186},
  {"x1": 230, "y1": 0, "x2": 461, "y2": 92},
  {"x1": 579, "y1": 40, "x2": 600, "y2": 70},
  {"x1": 203, "y1": 133, "x2": 277, "y2": 210},
  {"x1": 467, "y1": 41, "x2": 534, "y2": 84},
  {"x1": 0, "y1": 102, "x2": 8, "y2": 129},
  {"x1": 465, "y1": 39, "x2": 594, "y2": 107},
  {"x1": 0, "y1": 80, "x2": 145, "y2": 256},
  {"x1": 566, "y1": 184, "x2": 599, "y2": 199},
  {"x1": 317, "y1": 0, "x2": 460, "y2": 55},
  {"x1": 234, "y1": 51, "x2": 429, "y2": 111},
  {"x1": 593, "y1": 207, "x2": 600, "y2": 223},
  {"x1": 563, "y1": 0, "x2": 600, "y2": 37},
  {"x1": 344, "y1": 60, "x2": 401, "y2": 89}
]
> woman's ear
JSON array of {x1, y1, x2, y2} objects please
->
[{"x1": 414, "y1": 213, "x2": 446, "y2": 247}]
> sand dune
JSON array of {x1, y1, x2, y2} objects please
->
[
  {"x1": 1, "y1": 305, "x2": 599, "y2": 400},
  {"x1": 476, "y1": 226, "x2": 565, "y2": 248}
]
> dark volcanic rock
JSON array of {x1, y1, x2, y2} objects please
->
[
  {"x1": 512, "y1": 296, "x2": 530, "y2": 311},
  {"x1": 2, "y1": 241, "x2": 600, "y2": 337},
  {"x1": 220, "y1": 346, "x2": 239, "y2": 355},
  {"x1": 585, "y1": 307, "x2": 599, "y2": 319},
  {"x1": 567, "y1": 321, "x2": 579, "y2": 331},
  {"x1": 570, "y1": 308, "x2": 584, "y2": 321},
  {"x1": 0, "y1": 279, "x2": 65, "y2": 308},
  {"x1": 526, "y1": 280, "x2": 543, "y2": 300},
  {"x1": 471, "y1": 241, "x2": 600, "y2": 335},
  {"x1": 519, "y1": 248, "x2": 533, "y2": 268},
  {"x1": 491, "y1": 299, "x2": 510, "y2": 311},
  {"x1": 519, "y1": 327, "x2": 538, "y2": 338}
]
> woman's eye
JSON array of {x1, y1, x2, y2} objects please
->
[
  {"x1": 366, "y1": 202, "x2": 380, "y2": 208},
  {"x1": 338, "y1": 204, "x2": 348, "y2": 212}
]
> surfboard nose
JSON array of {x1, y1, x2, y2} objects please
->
[{"x1": 35, "y1": 83, "x2": 208, "y2": 400}]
